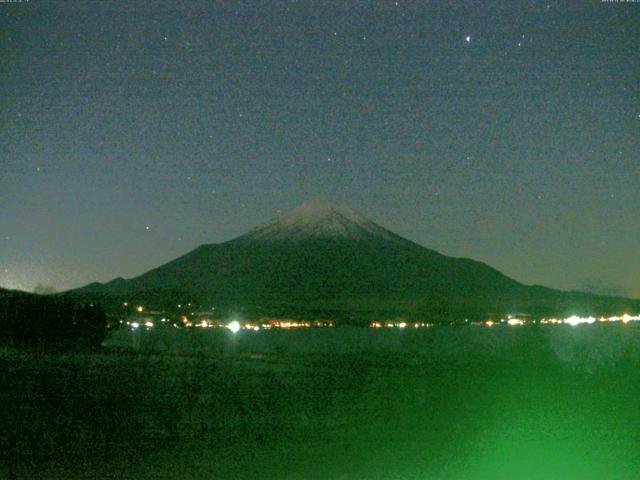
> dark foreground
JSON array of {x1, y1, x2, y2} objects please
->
[{"x1": 2, "y1": 325, "x2": 640, "y2": 479}]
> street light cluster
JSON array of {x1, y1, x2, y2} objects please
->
[{"x1": 122, "y1": 304, "x2": 640, "y2": 332}]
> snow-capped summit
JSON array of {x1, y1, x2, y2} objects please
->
[{"x1": 240, "y1": 200, "x2": 401, "y2": 242}]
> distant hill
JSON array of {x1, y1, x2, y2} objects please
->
[
  {"x1": 69, "y1": 201, "x2": 640, "y2": 323},
  {"x1": 0, "y1": 288, "x2": 107, "y2": 346},
  {"x1": 0, "y1": 287, "x2": 33, "y2": 298}
]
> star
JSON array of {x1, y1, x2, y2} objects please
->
[{"x1": 465, "y1": 36, "x2": 471, "y2": 43}]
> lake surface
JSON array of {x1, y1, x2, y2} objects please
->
[
  {"x1": 4, "y1": 323, "x2": 640, "y2": 479},
  {"x1": 105, "y1": 322, "x2": 640, "y2": 368}
]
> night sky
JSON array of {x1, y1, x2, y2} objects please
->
[{"x1": 1, "y1": 0, "x2": 638, "y2": 296}]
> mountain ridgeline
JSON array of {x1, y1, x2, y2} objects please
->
[{"x1": 71, "y1": 202, "x2": 640, "y2": 324}]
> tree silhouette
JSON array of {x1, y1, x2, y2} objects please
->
[{"x1": 0, "y1": 291, "x2": 107, "y2": 348}]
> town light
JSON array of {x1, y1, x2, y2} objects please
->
[{"x1": 226, "y1": 321, "x2": 241, "y2": 334}]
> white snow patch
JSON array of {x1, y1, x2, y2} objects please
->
[{"x1": 241, "y1": 201, "x2": 400, "y2": 242}]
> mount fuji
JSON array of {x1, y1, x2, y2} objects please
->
[{"x1": 70, "y1": 201, "x2": 639, "y2": 323}]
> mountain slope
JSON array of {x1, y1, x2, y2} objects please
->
[{"x1": 70, "y1": 201, "x2": 640, "y2": 322}]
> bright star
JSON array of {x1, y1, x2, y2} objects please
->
[{"x1": 465, "y1": 36, "x2": 471, "y2": 43}]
